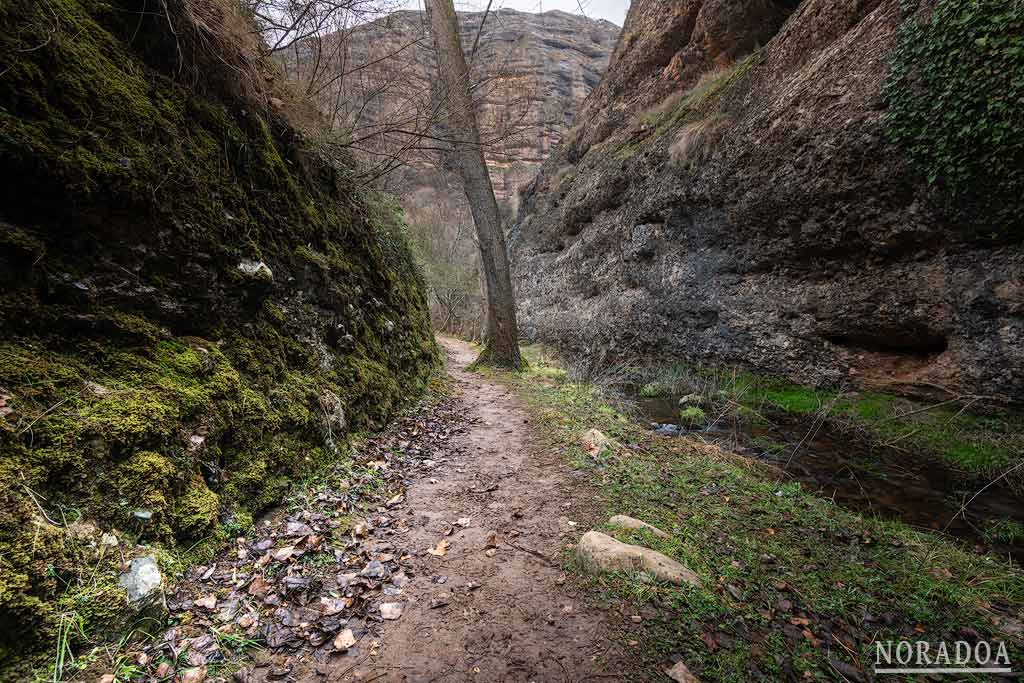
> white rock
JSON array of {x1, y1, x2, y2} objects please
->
[
  {"x1": 118, "y1": 556, "x2": 162, "y2": 603},
  {"x1": 581, "y1": 429, "x2": 611, "y2": 456},
  {"x1": 576, "y1": 531, "x2": 700, "y2": 587},
  {"x1": 380, "y1": 602, "x2": 403, "y2": 620},
  {"x1": 237, "y1": 259, "x2": 273, "y2": 282},
  {"x1": 666, "y1": 661, "x2": 699, "y2": 682},
  {"x1": 608, "y1": 515, "x2": 670, "y2": 539}
]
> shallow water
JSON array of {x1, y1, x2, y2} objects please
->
[{"x1": 634, "y1": 394, "x2": 1024, "y2": 564}]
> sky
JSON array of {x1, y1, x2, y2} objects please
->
[{"x1": 401, "y1": 0, "x2": 631, "y2": 26}]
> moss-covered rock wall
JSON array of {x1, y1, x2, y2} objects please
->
[{"x1": 0, "y1": 0, "x2": 437, "y2": 673}]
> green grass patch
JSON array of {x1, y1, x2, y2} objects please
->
[
  {"x1": 678, "y1": 406, "x2": 707, "y2": 428},
  {"x1": 486, "y1": 345, "x2": 1024, "y2": 682},
  {"x1": 629, "y1": 359, "x2": 1024, "y2": 486}
]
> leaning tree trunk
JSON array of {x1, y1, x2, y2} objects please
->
[{"x1": 425, "y1": 0, "x2": 524, "y2": 369}]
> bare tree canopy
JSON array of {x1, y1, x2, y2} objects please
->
[{"x1": 425, "y1": 0, "x2": 524, "y2": 368}]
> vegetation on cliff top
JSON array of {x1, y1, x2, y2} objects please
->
[{"x1": 884, "y1": 0, "x2": 1024, "y2": 235}]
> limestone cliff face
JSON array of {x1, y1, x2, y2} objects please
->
[
  {"x1": 345, "y1": 9, "x2": 619, "y2": 212},
  {"x1": 512, "y1": 0, "x2": 1024, "y2": 402}
]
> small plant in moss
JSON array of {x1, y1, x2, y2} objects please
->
[
  {"x1": 884, "y1": 0, "x2": 1024, "y2": 232},
  {"x1": 639, "y1": 382, "x2": 663, "y2": 398},
  {"x1": 982, "y1": 517, "x2": 1024, "y2": 545},
  {"x1": 679, "y1": 406, "x2": 707, "y2": 428}
]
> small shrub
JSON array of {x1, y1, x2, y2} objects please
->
[
  {"x1": 668, "y1": 116, "x2": 728, "y2": 170},
  {"x1": 639, "y1": 382, "x2": 664, "y2": 398},
  {"x1": 982, "y1": 518, "x2": 1024, "y2": 545}
]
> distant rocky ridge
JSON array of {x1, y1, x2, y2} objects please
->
[
  {"x1": 328, "y1": 9, "x2": 619, "y2": 212},
  {"x1": 512, "y1": 0, "x2": 1024, "y2": 402}
]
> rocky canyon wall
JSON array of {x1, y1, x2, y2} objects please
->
[
  {"x1": 511, "y1": 0, "x2": 1024, "y2": 403},
  {"x1": 0, "y1": 0, "x2": 436, "y2": 669}
]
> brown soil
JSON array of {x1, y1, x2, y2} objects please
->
[{"x1": 324, "y1": 337, "x2": 625, "y2": 682}]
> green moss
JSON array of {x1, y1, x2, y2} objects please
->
[
  {"x1": 884, "y1": 0, "x2": 1024, "y2": 234},
  {"x1": 0, "y1": 224, "x2": 45, "y2": 259},
  {"x1": 755, "y1": 383, "x2": 835, "y2": 415},
  {"x1": 60, "y1": 579, "x2": 131, "y2": 641},
  {"x1": 262, "y1": 301, "x2": 285, "y2": 324},
  {"x1": 221, "y1": 510, "x2": 254, "y2": 538},
  {"x1": 0, "y1": 0, "x2": 438, "y2": 673},
  {"x1": 678, "y1": 406, "x2": 707, "y2": 427},
  {"x1": 295, "y1": 244, "x2": 330, "y2": 269},
  {"x1": 80, "y1": 391, "x2": 181, "y2": 448},
  {"x1": 108, "y1": 451, "x2": 177, "y2": 539},
  {"x1": 172, "y1": 479, "x2": 220, "y2": 540}
]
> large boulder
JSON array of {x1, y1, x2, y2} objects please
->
[{"x1": 576, "y1": 531, "x2": 700, "y2": 586}]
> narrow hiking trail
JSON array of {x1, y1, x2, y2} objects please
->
[
  {"x1": 145, "y1": 336, "x2": 634, "y2": 683},
  {"x1": 119, "y1": 336, "x2": 635, "y2": 683},
  {"x1": 333, "y1": 337, "x2": 625, "y2": 682}
]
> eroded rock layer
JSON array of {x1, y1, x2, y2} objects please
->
[{"x1": 342, "y1": 9, "x2": 619, "y2": 213}]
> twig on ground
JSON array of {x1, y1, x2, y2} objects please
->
[{"x1": 21, "y1": 475, "x2": 60, "y2": 526}]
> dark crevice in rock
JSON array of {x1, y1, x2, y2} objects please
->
[{"x1": 823, "y1": 333, "x2": 949, "y2": 358}]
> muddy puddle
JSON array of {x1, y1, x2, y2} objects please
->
[{"x1": 633, "y1": 394, "x2": 1024, "y2": 564}]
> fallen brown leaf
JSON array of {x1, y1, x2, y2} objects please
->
[
  {"x1": 273, "y1": 545, "x2": 295, "y2": 562},
  {"x1": 180, "y1": 668, "x2": 206, "y2": 683},
  {"x1": 194, "y1": 594, "x2": 217, "y2": 610}
]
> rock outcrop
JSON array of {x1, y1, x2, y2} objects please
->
[
  {"x1": 511, "y1": 0, "x2": 1024, "y2": 402},
  {"x1": 0, "y1": 0, "x2": 436, "y2": 671}
]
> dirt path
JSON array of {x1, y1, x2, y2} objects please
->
[{"x1": 331, "y1": 337, "x2": 625, "y2": 682}]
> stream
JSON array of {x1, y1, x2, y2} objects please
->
[{"x1": 633, "y1": 394, "x2": 1024, "y2": 564}]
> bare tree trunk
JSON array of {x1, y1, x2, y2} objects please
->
[{"x1": 425, "y1": 0, "x2": 524, "y2": 368}]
